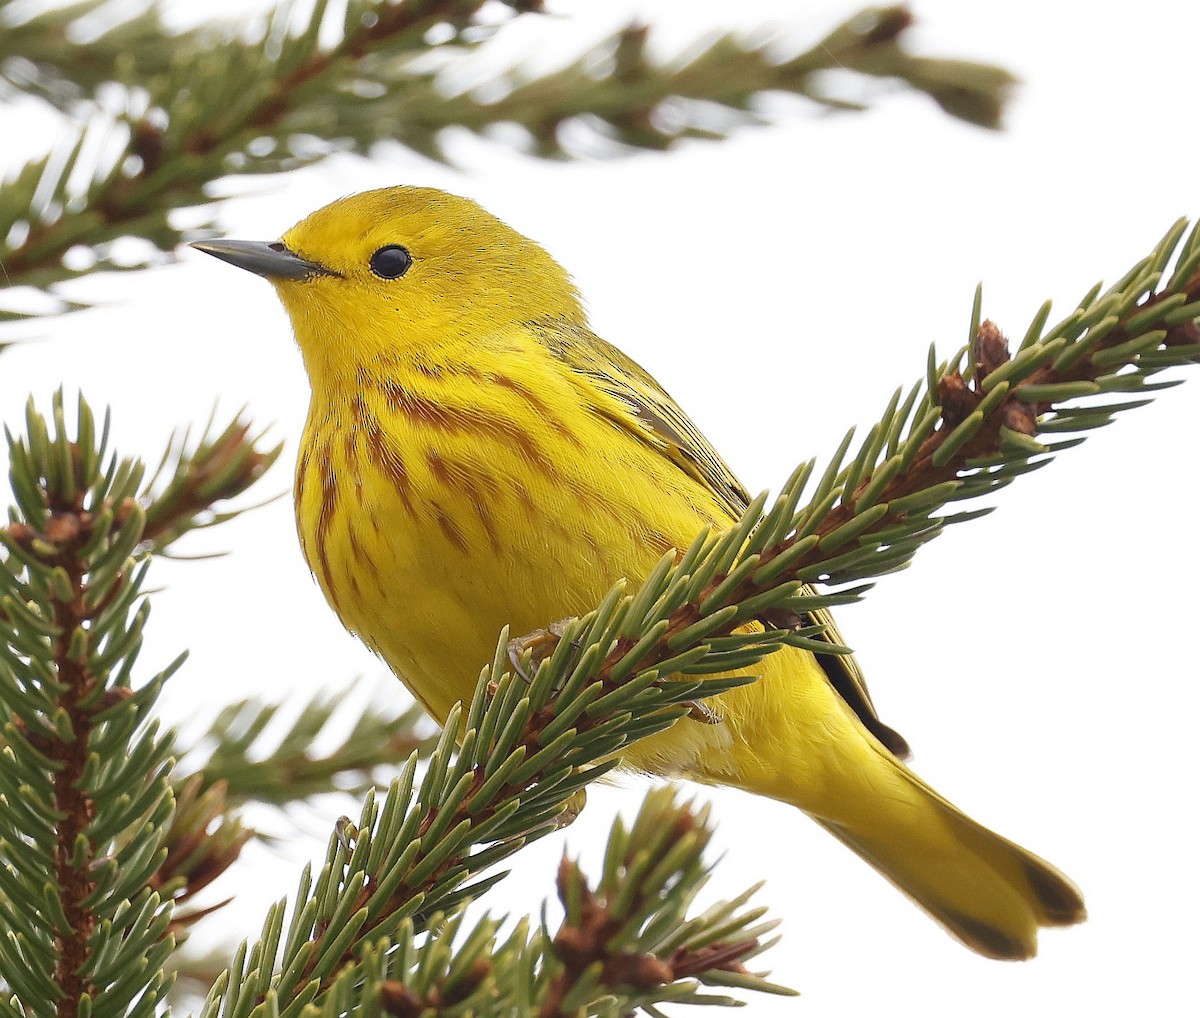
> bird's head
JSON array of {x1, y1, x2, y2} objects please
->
[{"x1": 193, "y1": 186, "x2": 585, "y2": 385}]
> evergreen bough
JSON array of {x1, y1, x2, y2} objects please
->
[{"x1": 1, "y1": 1, "x2": 1012, "y2": 316}]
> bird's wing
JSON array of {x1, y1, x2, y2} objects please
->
[
  {"x1": 541, "y1": 323, "x2": 911, "y2": 760},
  {"x1": 548, "y1": 325, "x2": 752, "y2": 520},
  {"x1": 802, "y1": 605, "x2": 911, "y2": 759}
]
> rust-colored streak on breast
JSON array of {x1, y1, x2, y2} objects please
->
[
  {"x1": 472, "y1": 493, "x2": 500, "y2": 551},
  {"x1": 345, "y1": 399, "x2": 367, "y2": 503},
  {"x1": 296, "y1": 444, "x2": 311, "y2": 498},
  {"x1": 346, "y1": 524, "x2": 380, "y2": 583},
  {"x1": 362, "y1": 412, "x2": 417, "y2": 520},
  {"x1": 426, "y1": 449, "x2": 502, "y2": 550},
  {"x1": 432, "y1": 501, "x2": 468, "y2": 553},
  {"x1": 425, "y1": 448, "x2": 452, "y2": 487},
  {"x1": 384, "y1": 382, "x2": 562, "y2": 483},
  {"x1": 295, "y1": 443, "x2": 313, "y2": 562},
  {"x1": 314, "y1": 440, "x2": 344, "y2": 617}
]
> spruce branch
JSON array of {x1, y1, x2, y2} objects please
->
[
  {"x1": 1, "y1": 405, "x2": 280, "y2": 564},
  {"x1": 150, "y1": 775, "x2": 251, "y2": 936},
  {"x1": 0, "y1": 0, "x2": 542, "y2": 108},
  {"x1": 502, "y1": 218, "x2": 1200, "y2": 690},
  {"x1": 309, "y1": 908, "x2": 507, "y2": 1018},
  {"x1": 258, "y1": 791, "x2": 784, "y2": 1016},
  {"x1": 138, "y1": 412, "x2": 282, "y2": 557},
  {"x1": 200, "y1": 780, "x2": 785, "y2": 1016},
  {"x1": 196, "y1": 604, "x2": 787, "y2": 1014},
  {"x1": 330, "y1": 6, "x2": 1014, "y2": 157},
  {"x1": 0, "y1": 2, "x2": 1012, "y2": 312},
  {"x1": 537, "y1": 790, "x2": 790, "y2": 1018},
  {"x1": 177, "y1": 695, "x2": 433, "y2": 809},
  {"x1": 0, "y1": 391, "x2": 180, "y2": 1016}
]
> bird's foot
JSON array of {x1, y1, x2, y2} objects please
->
[
  {"x1": 507, "y1": 618, "x2": 574, "y2": 683},
  {"x1": 685, "y1": 699, "x2": 723, "y2": 724}
]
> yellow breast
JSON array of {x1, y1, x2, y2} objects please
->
[{"x1": 293, "y1": 327, "x2": 720, "y2": 724}]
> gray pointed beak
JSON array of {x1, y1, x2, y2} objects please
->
[{"x1": 190, "y1": 239, "x2": 337, "y2": 280}]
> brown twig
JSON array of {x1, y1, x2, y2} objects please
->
[
  {"x1": 575, "y1": 264, "x2": 1200, "y2": 696},
  {"x1": 149, "y1": 776, "x2": 251, "y2": 935},
  {"x1": 140, "y1": 419, "x2": 279, "y2": 549},
  {"x1": 538, "y1": 811, "x2": 753, "y2": 1018},
  {"x1": 4, "y1": 0, "x2": 540, "y2": 280}
]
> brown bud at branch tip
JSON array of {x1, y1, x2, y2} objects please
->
[
  {"x1": 974, "y1": 320, "x2": 1010, "y2": 379},
  {"x1": 379, "y1": 981, "x2": 424, "y2": 1018}
]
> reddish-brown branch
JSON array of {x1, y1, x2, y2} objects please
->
[
  {"x1": 44, "y1": 487, "x2": 99, "y2": 1015},
  {"x1": 8, "y1": 452, "x2": 165, "y2": 1014},
  {"x1": 575, "y1": 266, "x2": 1200, "y2": 694},
  {"x1": 538, "y1": 839, "x2": 754, "y2": 1018},
  {"x1": 140, "y1": 422, "x2": 275, "y2": 545}
]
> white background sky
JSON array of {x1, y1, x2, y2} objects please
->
[{"x1": 4, "y1": 1, "x2": 1200, "y2": 1015}]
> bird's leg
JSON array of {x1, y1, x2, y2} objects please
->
[{"x1": 506, "y1": 618, "x2": 575, "y2": 682}]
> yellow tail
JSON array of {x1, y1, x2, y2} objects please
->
[
  {"x1": 676, "y1": 648, "x2": 1088, "y2": 960},
  {"x1": 810, "y1": 755, "x2": 1086, "y2": 959}
]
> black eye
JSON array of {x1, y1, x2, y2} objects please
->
[{"x1": 369, "y1": 245, "x2": 412, "y2": 279}]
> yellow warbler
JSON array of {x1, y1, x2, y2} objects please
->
[{"x1": 194, "y1": 186, "x2": 1084, "y2": 959}]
